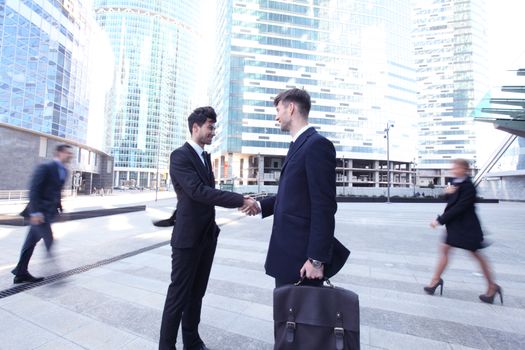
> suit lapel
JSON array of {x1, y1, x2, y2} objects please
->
[
  {"x1": 183, "y1": 143, "x2": 212, "y2": 185},
  {"x1": 52, "y1": 162, "x2": 64, "y2": 185},
  {"x1": 281, "y1": 127, "x2": 316, "y2": 174}
]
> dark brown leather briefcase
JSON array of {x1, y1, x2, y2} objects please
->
[{"x1": 273, "y1": 281, "x2": 360, "y2": 350}]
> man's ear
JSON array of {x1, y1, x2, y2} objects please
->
[{"x1": 288, "y1": 102, "x2": 295, "y2": 115}]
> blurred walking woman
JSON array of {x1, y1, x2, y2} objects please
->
[{"x1": 424, "y1": 158, "x2": 502, "y2": 304}]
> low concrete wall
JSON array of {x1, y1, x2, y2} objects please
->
[
  {"x1": 232, "y1": 185, "x2": 443, "y2": 197},
  {"x1": 478, "y1": 176, "x2": 525, "y2": 201}
]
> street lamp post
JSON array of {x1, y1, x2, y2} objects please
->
[
  {"x1": 384, "y1": 123, "x2": 394, "y2": 203},
  {"x1": 412, "y1": 159, "x2": 417, "y2": 197},
  {"x1": 257, "y1": 153, "x2": 261, "y2": 194},
  {"x1": 342, "y1": 156, "x2": 346, "y2": 196},
  {"x1": 155, "y1": 128, "x2": 161, "y2": 202}
]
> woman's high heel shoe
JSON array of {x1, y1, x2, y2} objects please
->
[
  {"x1": 479, "y1": 284, "x2": 503, "y2": 305},
  {"x1": 424, "y1": 278, "x2": 444, "y2": 295}
]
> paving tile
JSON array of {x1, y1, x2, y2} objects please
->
[
  {"x1": 369, "y1": 327, "x2": 453, "y2": 350},
  {"x1": 1, "y1": 294, "x2": 91, "y2": 336},
  {"x1": 118, "y1": 336, "x2": 157, "y2": 350},
  {"x1": 33, "y1": 338, "x2": 86, "y2": 350},
  {"x1": 1, "y1": 202, "x2": 524, "y2": 350},
  {"x1": 0, "y1": 309, "x2": 55, "y2": 350},
  {"x1": 62, "y1": 320, "x2": 137, "y2": 349}
]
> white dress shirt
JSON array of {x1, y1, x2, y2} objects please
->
[
  {"x1": 187, "y1": 139, "x2": 207, "y2": 166},
  {"x1": 292, "y1": 125, "x2": 312, "y2": 142}
]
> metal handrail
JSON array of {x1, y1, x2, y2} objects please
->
[
  {"x1": 473, "y1": 134, "x2": 517, "y2": 187},
  {"x1": 0, "y1": 190, "x2": 29, "y2": 201}
]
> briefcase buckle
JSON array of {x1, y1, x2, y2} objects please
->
[
  {"x1": 285, "y1": 321, "x2": 296, "y2": 343},
  {"x1": 334, "y1": 327, "x2": 345, "y2": 350}
]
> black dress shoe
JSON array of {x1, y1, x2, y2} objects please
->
[
  {"x1": 152, "y1": 218, "x2": 175, "y2": 227},
  {"x1": 153, "y1": 210, "x2": 177, "y2": 227},
  {"x1": 13, "y1": 274, "x2": 44, "y2": 284}
]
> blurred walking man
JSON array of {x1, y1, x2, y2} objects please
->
[{"x1": 12, "y1": 144, "x2": 73, "y2": 284}]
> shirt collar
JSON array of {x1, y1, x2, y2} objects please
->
[
  {"x1": 187, "y1": 139, "x2": 205, "y2": 156},
  {"x1": 453, "y1": 176, "x2": 467, "y2": 184},
  {"x1": 292, "y1": 125, "x2": 311, "y2": 142}
]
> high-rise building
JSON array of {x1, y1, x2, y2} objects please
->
[
  {"x1": 0, "y1": 0, "x2": 114, "y2": 192},
  {"x1": 93, "y1": 0, "x2": 201, "y2": 189},
  {"x1": 212, "y1": 0, "x2": 418, "y2": 193},
  {"x1": 412, "y1": 0, "x2": 489, "y2": 186},
  {"x1": 0, "y1": 0, "x2": 97, "y2": 143}
]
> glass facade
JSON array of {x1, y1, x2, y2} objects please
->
[
  {"x1": 93, "y1": 0, "x2": 201, "y2": 186},
  {"x1": 0, "y1": 0, "x2": 95, "y2": 144},
  {"x1": 212, "y1": 0, "x2": 418, "y2": 186},
  {"x1": 413, "y1": 0, "x2": 489, "y2": 173}
]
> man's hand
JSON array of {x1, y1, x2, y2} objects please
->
[
  {"x1": 300, "y1": 259, "x2": 324, "y2": 279},
  {"x1": 240, "y1": 196, "x2": 260, "y2": 216},
  {"x1": 30, "y1": 214, "x2": 44, "y2": 225},
  {"x1": 430, "y1": 219, "x2": 440, "y2": 229}
]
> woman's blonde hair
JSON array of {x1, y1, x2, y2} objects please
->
[{"x1": 453, "y1": 158, "x2": 470, "y2": 170}]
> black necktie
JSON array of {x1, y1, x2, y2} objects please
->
[
  {"x1": 202, "y1": 151, "x2": 209, "y2": 170},
  {"x1": 287, "y1": 141, "x2": 294, "y2": 155}
]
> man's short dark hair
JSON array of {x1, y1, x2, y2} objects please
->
[
  {"x1": 273, "y1": 88, "x2": 311, "y2": 117},
  {"x1": 55, "y1": 144, "x2": 72, "y2": 153},
  {"x1": 188, "y1": 106, "x2": 217, "y2": 134}
]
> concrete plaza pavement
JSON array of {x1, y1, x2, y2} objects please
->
[{"x1": 0, "y1": 194, "x2": 524, "y2": 349}]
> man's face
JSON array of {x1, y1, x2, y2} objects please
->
[
  {"x1": 58, "y1": 149, "x2": 74, "y2": 164},
  {"x1": 193, "y1": 119, "x2": 216, "y2": 146},
  {"x1": 451, "y1": 163, "x2": 467, "y2": 178},
  {"x1": 275, "y1": 101, "x2": 293, "y2": 132}
]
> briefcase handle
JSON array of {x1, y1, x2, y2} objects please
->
[{"x1": 294, "y1": 278, "x2": 335, "y2": 288}]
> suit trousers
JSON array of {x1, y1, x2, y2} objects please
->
[
  {"x1": 159, "y1": 235, "x2": 217, "y2": 350},
  {"x1": 12, "y1": 222, "x2": 53, "y2": 276}
]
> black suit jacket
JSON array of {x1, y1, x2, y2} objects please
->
[
  {"x1": 21, "y1": 161, "x2": 66, "y2": 222},
  {"x1": 260, "y1": 127, "x2": 346, "y2": 282},
  {"x1": 170, "y1": 142, "x2": 244, "y2": 248},
  {"x1": 437, "y1": 177, "x2": 483, "y2": 250}
]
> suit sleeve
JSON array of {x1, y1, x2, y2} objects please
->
[
  {"x1": 305, "y1": 137, "x2": 337, "y2": 262},
  {"x1": 29, "y1": 164, "x2": 49, "y2": 214},
  {"x1": 259, "y1": 196, "x2": 276, "y2": 218},
  {"x1": 171, "y1": 150, "x2": 244, "y2": 208},
  {"x1": 437, "y1": 183, "x2": 476, "y2": 225}
]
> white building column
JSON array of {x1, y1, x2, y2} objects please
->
[
  {"x1": 347, "y1": 159, "x2": 353, "y2": 188},
  {"x1": 374, "y1": 161, "x2": 380, "y2": 187}
]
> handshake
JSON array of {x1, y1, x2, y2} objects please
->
[{"x1": 240, "y1": 196, "x2": 261, "y2": 216}]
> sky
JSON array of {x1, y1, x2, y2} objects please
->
[{"x1": 477, "y1": 0, "x2": 525, "y2": 167}]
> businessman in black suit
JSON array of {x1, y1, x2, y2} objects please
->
[
  {"x1": 243, "y1": 89, "x2": 348, "y2": 287},
  {"x1": 159, "y1": 107, "x2": 256, "y2": 350},
  {"x1": 12, "y1": 144, "x2": 73, "y2": 284}
]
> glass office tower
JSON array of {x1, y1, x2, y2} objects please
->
[
  {"x1": 413, "y1": 0, "x2": 489, "y2": 186},
  {"x1": 93, "y1": 0, "x2": 201, "y2": 188},
  {"x1": 0, "y1": 0, "x2": 96, "y2": 144},
  {"x1": 212, "y1": 0, "x2": 418, "y2": 192}
]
